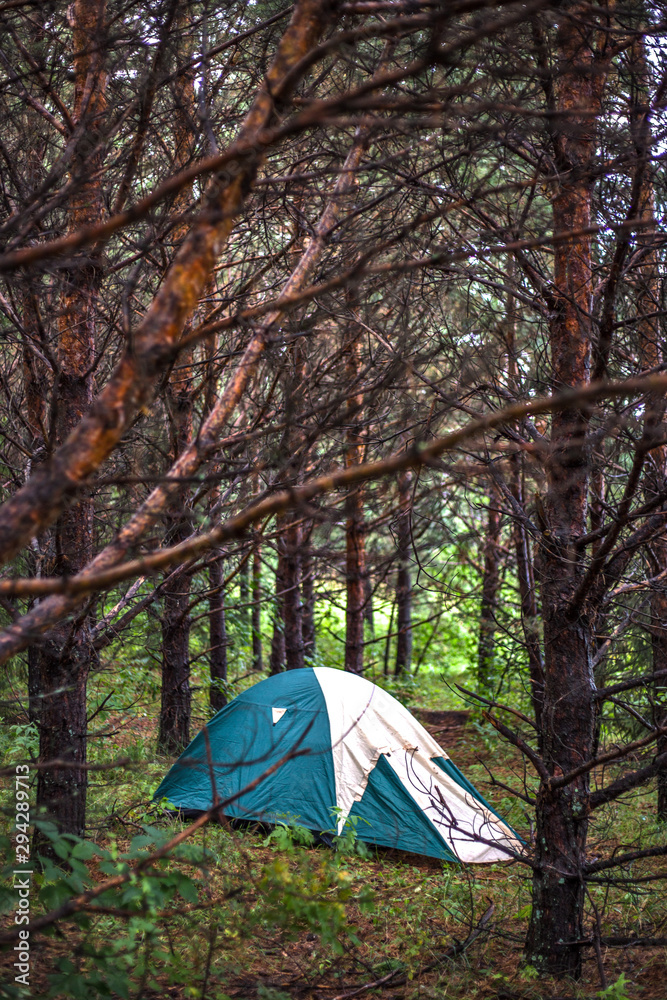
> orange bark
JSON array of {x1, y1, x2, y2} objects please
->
[
  {"x1": 0, "y1": 0, "x2": 334, "y2": 567},
  {"x1": 0, "y1": 124, "x2": 368, "y2": 667},
  {"x1": 527, "y1": 3, "x2": 607, "y2": 977}
]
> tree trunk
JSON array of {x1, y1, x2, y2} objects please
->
[
  {"x1": 282, "y1": 516, "x2": 304, "y2": 670},
  {"x1": 344, "y1": 316, "x2": 366, "y2": 675},
  {"x1": 35, "y1": 0, "x2": 106, "y2": 843},
  {"x1": 27, "y1": 646, "x2": 41, "y2": 726},
  {"x1": 651, "y1": 588, "x2": 667, "y2": 820},
  {"x1": 364, "y1": 572, "x2": 374, "y2": 635},
  {"x1": 35, "y1": 633, "x2": 93, "y2": 840},
  {"x1": 158, "y1": 570, "x2": 192, "y2": 753},
  {"x1": 209, "y1": 557, "x2": 227, "y2": 713},
  {"x1": 525, "y1": 5, "x2": 601, "y2": 977},
  {"x1": 269, "y1": 621, "x2": 286, "y2": 674},
  {"x1": 477, "y1": 493, "x2": 501, "y2": 696},
  {"x1": 629, "y1": 37, "x2": 667, "y2": 820},
  {"x1": 269, "y1": 559, "x2": 286, "y2": 676},
  {"x1": 239, "y1": 554, "x2": 250, "y2": 633},
  {"x1": 158, "y1": 12, "x2": 197, "y2": 754},
  {"x1": 270, "y1": 536, "x2": 287, "y2": 674},
  {"x1": 277, "y1": 323, "x2": 306, "y2": 672},
  {"x1": 158, "y1": 461, "x2": 194, "y2": 753},
  {"x1": 21, "y1": 286, "x2": 49, "y2": 726},
  {"x1": 505, "y1": 266, "x2": 545, "y2": 726},
  {"x1": 345, "y1": 485, "x2": 366, "y2": 674},
  {"x1": 252, "y1": 539, "x2": 263, "y2": 672},
  {"x1": 395, "y1": 470, "x2": 413, "y2": 676},
  {"x1": 383, "y1": 594, "x2": 395, "y2": 677},
  {"x1": 511, "y1": 465, "x2": 544, "y2": 731},
  {"x1": 301, "y1": 529, "x2": 316, "y2": 661}
]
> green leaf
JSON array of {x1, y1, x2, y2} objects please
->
[{"x1": 70, "y1": 840, "x2": 98, "y2": 861}]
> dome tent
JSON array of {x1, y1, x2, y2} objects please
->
[{"x1": 154, "y1": 667, "x2": 521, "y2": 863}]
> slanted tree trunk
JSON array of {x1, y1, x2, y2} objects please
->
[
  {"x1": 34, "y1": 0, "x2": 107, "y2": 842},
  {"x1": 208, "y1": 556, "x2": 227, "y2": 712},
  {"x1": 0, "y1": 80, "x2": 363, "y2": 676},
  {"x1": 526, "y1": 5, "x2": 603, "y2": 977},
  {"x1": 0, "y1": 0, "x2": 334, "y2": 578},
  {"x1": 477, "y1": 493, "x2": 501, "y2": 696},
  {"x1": 395, "y1": 469, "x2": 413, "y2": 676}
]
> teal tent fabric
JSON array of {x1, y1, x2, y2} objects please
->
[
  {"x1": 348, "y1": 755, "x2": 459, "y2": 861},
  {"x1": 154, "y1": 669, "x2": 337, "y2": 831},
  {"x1": 154, "y1": 667, "x2": 521, "y2": 863}
]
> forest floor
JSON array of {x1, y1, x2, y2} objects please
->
[{"x1": 2, "y1": 686, "x2": 667, "y2": 1000}]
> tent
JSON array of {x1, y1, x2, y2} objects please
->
[{"x1": 154, "y1": 667, "x2": 521, "y2": 863}]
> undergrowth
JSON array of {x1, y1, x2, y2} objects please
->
[{"x1": 1, "y1": 668, "x2": 666, "y2": 1000}]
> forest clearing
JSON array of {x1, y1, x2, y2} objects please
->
[
  {"x1": 1, "y1": 0, "x2": 667, "y2": 996},
  {"x1": 2, "y1": 660, "x2": 667, "y2": 999}
]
